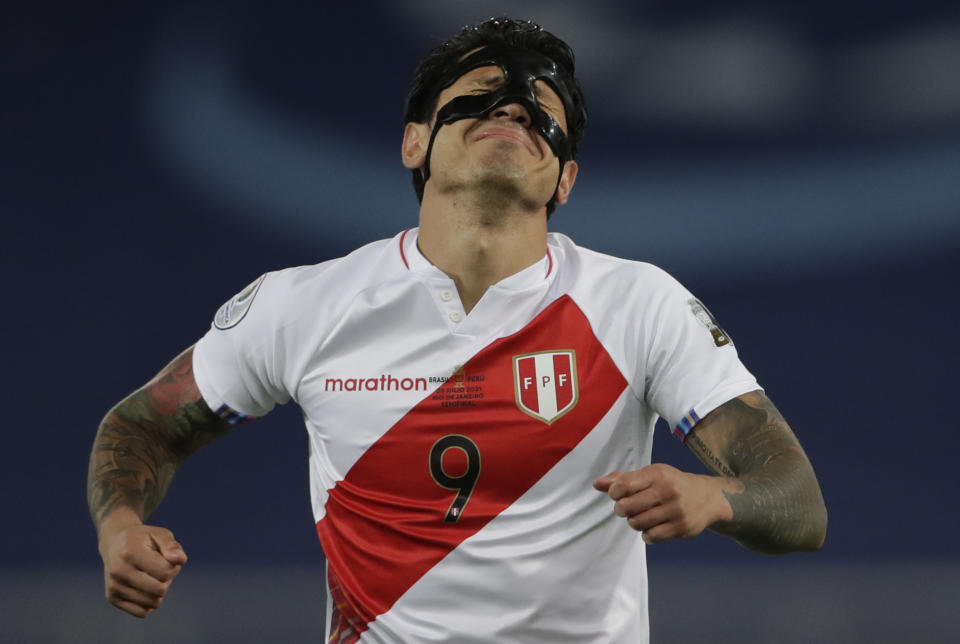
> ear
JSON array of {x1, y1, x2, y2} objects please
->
[
  {"x1": 402, "y1": 122, "x2": 430, "y2": 170},
  {"x1": 553, "y1": 160, "x2": 579, "y2": 206}
]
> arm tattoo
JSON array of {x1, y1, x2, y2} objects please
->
[
  {"x1": 685, "y1": 431, "x2": 735, "y2": 478},
  {"x1": 87, "y1": 346, "x2": 234, "y2": 532},
  {"x1": 686, "y1": 391, "x2": 827, "y2": 553}
]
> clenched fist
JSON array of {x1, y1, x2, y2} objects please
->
[
  {"x1": 593, "y1": 463, "x2": 735, "y2": 544},
  {"x1": 98, "y1": 508, "x2": 186, "y2": 618}
]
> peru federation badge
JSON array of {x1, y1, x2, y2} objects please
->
[{"x1": 513, "y1": 350, "x2": 579, "y2": 424}]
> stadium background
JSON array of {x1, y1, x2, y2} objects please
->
[{"x1": 2, "y1": 1, "x2": 958, "y2": 641}]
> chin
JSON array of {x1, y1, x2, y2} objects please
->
[{"x1": 471, "y1": 173, "x2": 546, "y2": 213}]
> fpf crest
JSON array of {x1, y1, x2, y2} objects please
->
[{"x1": 512, "y1": 350, "x2": 579, "y2": 424}]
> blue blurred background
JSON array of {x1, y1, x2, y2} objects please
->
[{"x1": 2, "y1": 1, "x2": 958, "y2": 641}]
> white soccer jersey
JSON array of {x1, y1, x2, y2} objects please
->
[{"x1": 193, "y1": 229, "x2": 759, "y2": 643}]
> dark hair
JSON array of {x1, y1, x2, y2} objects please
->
[{"x1": 403, "y1": 17, "x2": 588, "y2": 213}]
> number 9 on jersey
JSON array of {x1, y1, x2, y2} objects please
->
[{"x1": 429, "y1": 435, "x2": 481, "y2": 523}]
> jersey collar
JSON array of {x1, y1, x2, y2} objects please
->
[{"x1": 399, "y1": 227, "x2": 554, "y2": 291}]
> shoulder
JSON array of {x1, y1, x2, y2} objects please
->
[
  {"x1": 260, "y1": 233, "x2": 406, "y2": 300},
  {"x1": 548, "y1": 232, "x2": 688, "y2": 302},
  {"x1": 214, "y1": 232, "x2": 408, "y2": 331}
]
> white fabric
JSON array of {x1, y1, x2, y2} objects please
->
[{"x1": 193, "y1": 229, "x2": 759, "y2": 643}]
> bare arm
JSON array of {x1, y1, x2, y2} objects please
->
[
  {"x1": 685, "y1": 390, "x2": 827, "y2": 553},
  {"x1": 88, "y1": 345, "x2": 233, "y2": 530},
  {"x1": 594, "y1": 390, "x2": 826, "y2": 554},
  {"x1": 87, "y1": 345, "x2": 235, "y2": 617}
]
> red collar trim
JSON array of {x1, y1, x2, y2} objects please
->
[{"x1": 399, "y1": 228, "x2": 411, "y2": 269}]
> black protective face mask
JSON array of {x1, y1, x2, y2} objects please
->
[{"x1": 421, "y1": 44, "x2": 577, "y2": 204}]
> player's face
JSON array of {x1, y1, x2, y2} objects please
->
[
  {"x1": 435, "y1": 64, "x2": 567, "y2": 165},
  {"x1": 403, "y1": 62, "x2": 578, "y2": 209}
]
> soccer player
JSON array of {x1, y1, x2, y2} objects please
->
[{"x1": 88, "y1": 17, "x2": 826, "y2": 642}]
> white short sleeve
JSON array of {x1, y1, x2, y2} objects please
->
[
  {"x1": 193, "y1": 273, "x2": 291, "y2": 420},
  {"x1": 643, "y1": 275, "x2": 760, "y2": 440}
]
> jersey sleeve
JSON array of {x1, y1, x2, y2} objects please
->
[
  {"x1": 642, "y1": 273, "x2": 760, "y2": 441},
  {"x1": 193, "y1": 273, "x2": 292, "y2": 421}
]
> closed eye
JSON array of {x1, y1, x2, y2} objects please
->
[{"x1": 535, "y1": 92, "x2": 562, "y2": 115}]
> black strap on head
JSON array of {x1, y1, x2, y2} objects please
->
[{"x1": 421, "y1": 44, "x2": 576, "y2": 209}]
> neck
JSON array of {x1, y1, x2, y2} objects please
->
[{"x1": 417, "y1": 189, "x2": 547, "y2": 313}]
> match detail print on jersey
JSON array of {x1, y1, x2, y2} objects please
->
[{"x1": 316, "y1": 296, "x2": 628, "y2": 637}]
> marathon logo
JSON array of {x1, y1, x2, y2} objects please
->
[
  {"x1": 324, "y1": 375, "x2": 428, "y2": 392},
  {"x1": 513, "y1": 350, "x2": 579, "y2": 424}
]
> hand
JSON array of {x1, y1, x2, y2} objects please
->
[
  {"x1": 593, "y1": 463, "x2": 733, "y2": 544},
  {"x1": 98, "y1": 510, "x2": 187, "y2": 618}
]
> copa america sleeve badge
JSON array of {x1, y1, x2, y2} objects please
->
[
  {"x1": 214, "y1": 274, "x2": 265, "y2": 330},
  {"x1": 687, "y1": 298, "x2": 731, "y2": 347}
]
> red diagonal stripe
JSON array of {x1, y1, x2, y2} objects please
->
[{"x1": 316, "y1": 295, "x2": 627, "y2": 632}]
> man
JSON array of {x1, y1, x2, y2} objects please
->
[{"x1": 88, "y1": 17, "x2": 826, "y2": 643}]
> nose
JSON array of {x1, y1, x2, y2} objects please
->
[{"x1": 489, "y1": 102, "x2": 531, "y2": 127}]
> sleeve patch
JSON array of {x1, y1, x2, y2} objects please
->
[
  {"x1": 672, "y1": 409, "x2": 702, "y2": 441},
  {"x1": 688, "y1": 298, "x2": 731, "y2": 347},
  {"x1": 214, "y1": 275, "x2": 265, "y2": 330}
]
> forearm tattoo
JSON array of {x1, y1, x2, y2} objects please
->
[
  {"x1": 87, "y1": 347, "x2": 233, "y2": 531},
  {"x1": 685, "y1": 431, "x2": 735, "y2": 478},
  {"x1": 687, "y1": 391, "x2": 827, "y2": 553}
]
